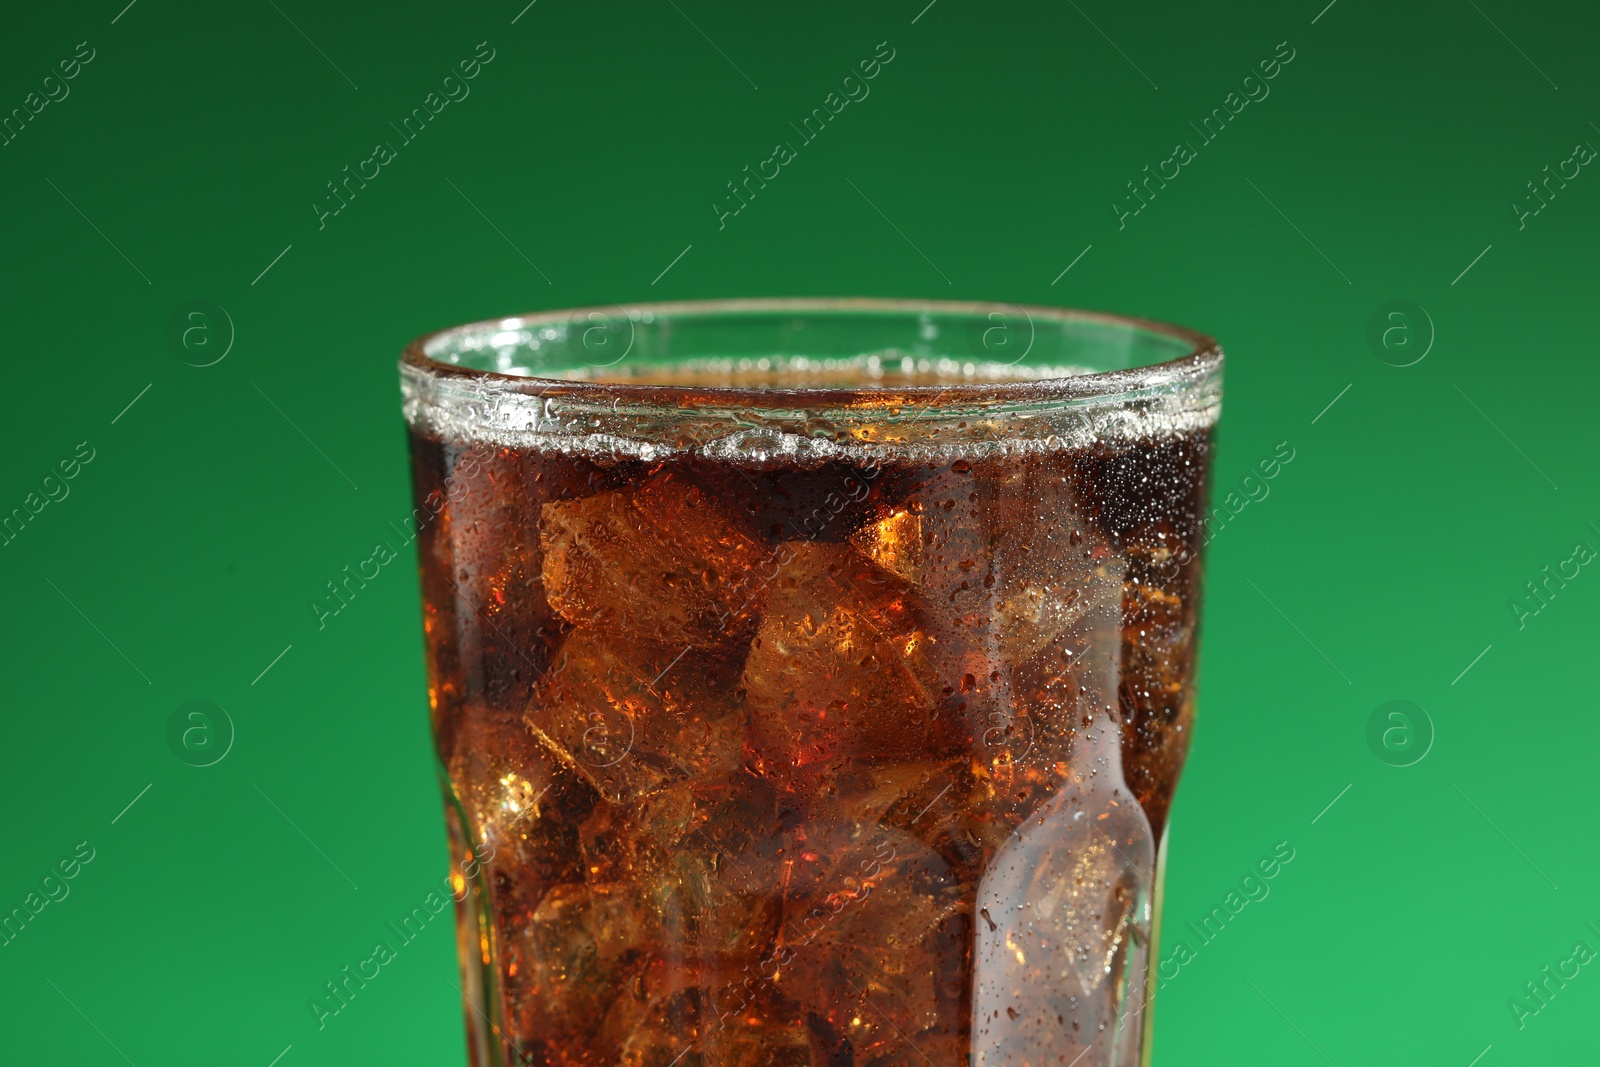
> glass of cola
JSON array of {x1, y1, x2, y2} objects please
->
[{"x1": 400, "y1": 299, "x2": 1221, "y2": 1067}]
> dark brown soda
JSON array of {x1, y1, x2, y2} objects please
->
[{"x1": 409, "y1": 423, "x2": 1209, "y2": 1067}]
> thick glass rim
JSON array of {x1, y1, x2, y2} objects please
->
[
  {"x1": 403, "y1": 298, "x2": 1219, "y2": 401},
  {"x1": 400, "y1": 299, "x2": 1222, "y2": 458}
]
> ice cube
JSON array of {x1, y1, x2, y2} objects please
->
[
  {"x1": 540, "y1": 469, "x2": 774, "y2": 647},
  {"x1": 983, "y1": 466, "x2": 1119, "y2": 665},
  {"x1": 846, "y1": 488, "x2": 1000, "y2": 781},
  {"x1": 505, "y1": 880, "x2": 666, "y2": 1064},
  {"x1": 657, "y1": 772, "x2": 788, "y2": 961},
  {"x1": 818, "y1": 759, "x2": 952, "y2": 832},
  {"x1": 740, "y1": 542, "x2": 969, "y2": 791},
  {"x1": 453, "y1": 733, "x2": 602, "y2": 1055},
  {"x1": 573, "y1": 769, "x2": 792, "y2": 977},
  {"x1": 580, "y1": 920, "x2": 812, "y2": 1067},
  {"x1": 578, "y1": 797, "x2": 668, "y2": 887},
  {"x1": 446, "y1": 708, "x2": 596, "y2": 891},
  {"x1": 603, "y1": 974, "x2": 812, "y2": 1067},
  {"x1": 975, "y1": 468, "x2": 1138, "y2": 827},
  {"x1": 774, "y1": 826, "x2": 969, "y2": 1057},
  {"x1": 525, "y1": 630, "x2": 747, "y2": 803},
  {"x1": 849, "y1": 506, "x2": 923, "y2": 585},
  {"x1": 660, "y1": 848, "x2": 785, "y2": 962},
  {"x1": 601, "y1": 983, "x2": 697, "y2": 1067}
]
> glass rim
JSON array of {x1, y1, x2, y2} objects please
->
[{"x1": 400, "y1": 297, "x2": 1222, "y2": 408}]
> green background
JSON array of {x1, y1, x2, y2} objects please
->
[{"x1": 2, "y1": 0, "x2": 1596, "y2": 1063}]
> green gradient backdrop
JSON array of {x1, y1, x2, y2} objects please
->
[{"x1": 2, "y1": 0, "x2": 1596, "y2": 1063}]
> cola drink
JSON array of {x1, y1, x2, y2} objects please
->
[{"x1": 402, "y1": 304, "x2": 1217, "y2": 1067}]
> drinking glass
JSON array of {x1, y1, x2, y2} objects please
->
[{"x1": 400, "y1": 299, "x2": 1221, "y2": 1067}]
